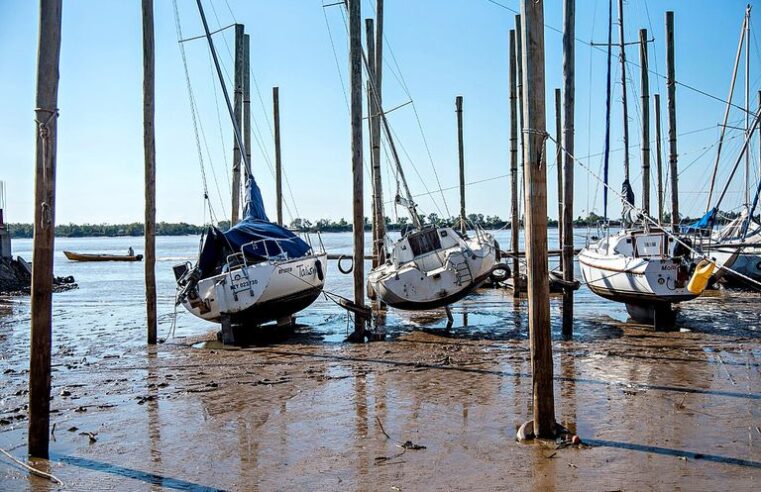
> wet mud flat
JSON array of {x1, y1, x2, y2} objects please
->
[{"x1": 1, "y1": 296, "x2": 760, "y2": 491}]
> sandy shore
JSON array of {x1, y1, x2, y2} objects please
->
[{"x1": 1, "y1": 317, "x2": 759, "y2": 491}]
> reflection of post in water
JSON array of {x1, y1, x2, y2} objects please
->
[
  {"x1": 146, "y1": 349, "x2": 162, "y2": 471},
  {"x1": 354, "y1": 364, "x2": 369, "y2": 488},
  {"x1": 559, "y1": 349, "x2": 577, "y2": 431}
]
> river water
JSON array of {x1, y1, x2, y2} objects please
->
[{"x1": 1, "y1": 228, "x2": 759, "y2": 356}]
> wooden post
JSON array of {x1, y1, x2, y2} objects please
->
[
  {"x1": 515, "y1": 15, "x2": 525, "y2": 217},
  {"x1": 143, "y1": 0, "x2": 157, "y2": 346},
  {"x1": 554, "y1": 88, "x2": 562, "y2": 253},
  {"x1": 273, "y1": 87, "x2": 283, "y2": 226},
  {"x1": 348, "y1": 0, "x2": 366, "y2": 340},
  {"x1": 654, "y1": 93, "x2": 664, "y2": 223},
  {"x1": 617, "y1": 0, "x2": 630, "y2": 182},
  {"x1": 746, "y1": 7, "x2": 751, "y2": 205},
  {"x1": 243, "y1": 33, "x2": 252, "y2": 176},
  {"x1": 374, "y1": 0, "x2": 386, "y2": 266},
  {"x1": 231, "y1": 24, "x2": 244, "y2": 225},
  {"x1": 509, "y1": 29, "x2": 520, "y2": 298},
  {"x1": 666, "y1": 11, "x2": 679, "y2": 231},
  {"x1": 519, "y1": 0, "x2": 556, "y2": 439},
  {"x1": 639, "y1": 29, "x2": 650, "y2": 216},
  {"x1": 29, "y1": 0, "x2": 62, "y2": 459},
  {"x1": 561, "y1": 0, "x2": 575, "y2": 338},
  {"x1": 456, "y1": 96, "x2": 466, "y2": 235},
  {"x1": 366, "y1": 18, "x2": 383, "y2": 268}
]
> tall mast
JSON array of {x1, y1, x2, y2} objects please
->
[
  {"x1": 603, "y1": 0, "x2": 613, "y2": 223},
  {"x1": 617, "y1": 0, "x2": 630, "y2": 183},
  {"x1": 745, "y1": 5, "x2": 752, "y2": 206},
  {"x1": 195, "y1": 0, "x2": 250, "y2": 181}
]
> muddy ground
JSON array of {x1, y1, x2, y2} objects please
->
[{"x1": 1, "y1": 308, "x2": 759, "y2": 491}]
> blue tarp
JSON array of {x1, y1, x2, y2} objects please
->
[
  {"x1": 683, "y1": 208, "x2": 716, "y2": 234},
  {"x1": 197, "y1": 179, "x2": 311, "y2": 278}
]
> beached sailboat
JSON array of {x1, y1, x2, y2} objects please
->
[
  {"x1": 364, "y1": 108, "x2": 501, "y2": 310},
  {"x1": 579, "y1": 0, "x2": 702, "y2": 325},
  {"x1": 174, "y1": 1, "x2": 326, "y2": 335}
]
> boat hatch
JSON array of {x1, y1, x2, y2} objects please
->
[{"x1": 408, "y1": 229, "x2": 442, "y2": 257}]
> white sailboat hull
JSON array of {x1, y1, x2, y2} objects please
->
[
  {"x1": 368, "y1": 228, "x2": 498, "y2": 310},
  {"x1": 579, "y1": 233, "x2": 697, "y2": 305},
  {"x1": 182, "y1": 253, "x2": 327, "y2": 326}
]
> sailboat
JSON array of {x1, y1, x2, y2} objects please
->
[
  {"x1": 365, "y1": 103, "x2": 501, "y2": 310},
  {"x1": 174, "y1": 1, "x2": 327, "y2": 333},
  {"x1": 578, "y1": 0, "x2": 702, "y2": 326}
]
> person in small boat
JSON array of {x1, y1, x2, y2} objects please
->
[{"x1": 127, "y1": 246, "x2": 134, "y2": 256}]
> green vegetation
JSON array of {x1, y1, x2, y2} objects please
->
[{"x1": 10, "y1": 210, "x2": 731, "y2": 238}]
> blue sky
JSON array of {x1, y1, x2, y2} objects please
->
[{"x1": 1, "y1": 0, "x2": 760, "y2": 226}]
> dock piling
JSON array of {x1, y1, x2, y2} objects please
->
[
  {"x1": 29, "y1": 0, "x2": 62, "y2": 459},
  {"x1": 654, "y1": 93, "x2": 664, "y2": 223},
  {"x1": 666, "y1": 11, "x2": 679, "y2": 231},
  {"x1": 509, "y1": 30, "x2": 520, "y2": 298},
  {"x1": 519, "y1": 0, "x2": 556, "y2": 440},
  {"x1": 561, "y1": 0, "x2": 575, "y2": 338},
  {"x1": 639, "y1": 28, "x2": 650, "y2": 216},
  {"x1": 142, "y1": 0, "x2": 157, "y2": 346},
  {"x1": 230, "y1": 24, "x2": 244, "y2": 224},
  {"x1": 273, "y1": 87, "x2": 283, "y2": 226},
  {"x1": 456, "y1": 95, "x2": 466, "y2": 235}
]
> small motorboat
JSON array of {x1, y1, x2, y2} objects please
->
[{"x1": 63, "y1": 251, "x2": 143, "y2": 262}]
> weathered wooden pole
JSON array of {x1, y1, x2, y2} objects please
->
[
  {"x1": 515, "y1": 15, "x2": 525, "y2": 216},
  {"x1": 554, "y1": 88, "x2": 562, "y2": 252},
  {"x1": 617, "y1": 0, "x2": 630, "y2": 183},
  {"x1": 666, "y1": 11, "x2": 679, "y2": 231},
  {"x1": 366, "y1": 18, "x2": 383, "y2": 268},
  {"x1": 519, "y1": 0, "x2": 556, "y2": 439},
  {"x1": 561, "y1": 0, "x2": 575, "y2": 338},
  {"x1": 29, "y1": 0, "x2": 62, "y2": 459},
  {"x1": 456, "y1": 96, "x2": 466, "y2": 234},
  {"x1": 746, "y1": 6, "x2": 751, "y2": 205},
  {"x1": 143, "y1": 0, "x2": 157, "y2": 346},
  {"x1": 230, "y1": 24, "x2": 244, "y2": 225},
  {"x1": 243, "y1": 33, "x2": 252, "y2": 176},
  {"x1": 509, "y1": 29, "x2": 520, "y2": 299},
  {"x1": 374, "y1": 0, "x2": 386, "y2": 265},
  {"x1": 654, "y1": 93, "x2": 664, "y2": 223},
  {"x1": 639, "y1": 28, "x2": 650, "y2": 216},
  {"x1": 273, "y1": 87, "x2": 283, "y2": 226},
  {"x1": 348, "y1": 0, "x2": 366, "y2": 340}
]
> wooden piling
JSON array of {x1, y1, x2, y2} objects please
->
[
  {"x1": 666, "y1": 11, "x2": 679, "y2": 230},
  {"x1": 639, "y1": 28, "x2": 650, "y2": 216},
  {"x1": 29, "y1": 0, "x2": 62, "y2": 459},
  {"x1": 231, "y1": 24, "x2": 244, "y2": 225},
  {"x1": 561, "y1": 0, "x2": 575, "y2": 338},
  {"x1": 366, "y1": 18, "x2": 384, "y2": 268},
  {"x1": 348, "y1": 0, "x2": 366, "y2": 340},
  {"x1": 374, "y1": 0, "x2": 386, "y2": 266},
  {"x1": 509, "y1": 30, "x2": 520, "y2": 299},
  {"x1": 456, "y1": 96, "x2": 466, "y2": 235},
  {"x1": 554, "y1": 88, "x2": 562, "y2": 253},
  {"x1": 519, "y1": 0, "x2": 556, "y2": 439},
  {"x1": 243, "y1": 34, "x2": 251, "y2": 176},
  {"x1": 142, "y1": 0, "x2": 157, "y2": 346},
  {"x1": 273, "y1": 87, "x2": 283, "y2": 226},
  {"x1": 515, "y1": 15, "x2": 525, "y2": 214},
  {"x1": 654, "y1": 93, "x2": 664, "y2": 223}
]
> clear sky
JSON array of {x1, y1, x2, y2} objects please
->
[{"x1": 1, "y1": 0, "x2": 760, "y2": 226}]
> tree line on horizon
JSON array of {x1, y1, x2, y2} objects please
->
[{"x1": 6, "y1": 210, "x2": 740, "y2": 238}]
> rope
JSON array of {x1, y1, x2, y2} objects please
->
[
  {"x1": 548, "y1": 132, "x2": 761, "y2": 291},
  {"x1": 0, "y1": 448, "x2": 64, "y2": 486},
  {"x1": 34, "y1": 107, "x2": 58, "y2": 230}
]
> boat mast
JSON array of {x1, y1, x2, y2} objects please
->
[
  {"x1": 745, "y1": 5, "x2": 752, "y2": 206},
  {"x1": 194, "y1": 0, "x2": 251, "y2": 182},
  {"x1": 617, "y1": 0, "x2": 630, "y2": 186},
  {"x1": 705, "y1": 11, "x2": 747, "y2": 214},
  {"x1": 602, "y1": 0, "x2": 613, "y2": 223}
]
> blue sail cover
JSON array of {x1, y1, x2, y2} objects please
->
[
  {"x1": 683, "y1": 208, "x2": 716, "y2": 234},
  {"x1": 197, "y1": 179, "x2": 311, "y2": 278}
]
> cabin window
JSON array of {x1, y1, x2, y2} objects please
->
[{"x1": 408, "y1": 229, "x2": 442, "y2": 256}]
